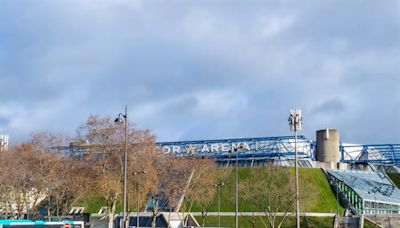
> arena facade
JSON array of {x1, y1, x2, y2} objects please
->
[
  {"x1": 157, "y1": 129, "x2": 400, "y2": 169},
  {"x1": 59, "y1": 128, "x2": 400, "y2": 216},
  {"x1": 157, "y1": 129, "x2": 400, "y2": 216}
]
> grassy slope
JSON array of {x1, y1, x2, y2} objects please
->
[
  {"x1": 363, "y1": 218, "x2": 378, "y2": 228},
  {"x1": 194, "y1": 216, "x2": 334, "y2": 228},
  {"x1": 387, "y1": 173, "x2": 400, "y2": 188},
  {"x1": 77, "y1": 167, "x2": 343, "y2": 214},
  {"x1": 294, "y1": 168, "x2": 343, "y2": 213},
  {"x1": 75, "y1": 195, "x2": 122, "y2": 214},
  {"x1": 189, "y1": 167, "x2": 343, "y2": 214}
]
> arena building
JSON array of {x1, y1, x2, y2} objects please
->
[
  {"x1": 157, "y1": 128, "x2": 400, "y2": 215},
  {"x1": 60, "y1": 128, "x2": 400, "y2": 216}
]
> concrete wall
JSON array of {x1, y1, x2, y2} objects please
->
[
  {"x1": 315, "y1": 161, "x2": 348, "y2": 170},
  {"x1": 316, "y1": 129, "x2": 340, "y2": 163}
]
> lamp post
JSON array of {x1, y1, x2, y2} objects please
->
[
  {"x1": 288, "y1": 109, "x2": 302, "y2": 228},
  {"x1": 336, "y1": 180, "x2": 339, "y2": 217},
  {"x1": 233, "y1": 143, "x2": 244, "y2": 228},
  {"x1": 134, "y1": 171, "x2": 146, "y2": 228},
  {"x1": 214, "y1": 181, "x2": 225, "y2": 228},
  {"x1": 115, "y1": 105, "x2": 128, "y2": 228}
]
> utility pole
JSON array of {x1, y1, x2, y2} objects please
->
[
  {"x1": 214, "y1": 181, "x2": 225, "y2": 228},
  {"x1": 115, "y1": 105, "x2": 128, "y2": 228},
  {"x1": 234, "y1": 143, "x2": 244, "y2": 228},
  {"x1": 336, "y1": 181, "x2": 339, "y2": 217},
  {"x1": 289, "y1": 109, "x2": 303, "y2": 228}
]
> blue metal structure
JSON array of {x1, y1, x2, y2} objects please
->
[
  {"x1": 157, "y1": 135, "x2": 315, "y2": 160},
  {"x1": 56, "y1": 135, "x2": 400, "y2": 167},
  {"x1": 340, "y1": 144, "x2": 400, "y2": 166}
]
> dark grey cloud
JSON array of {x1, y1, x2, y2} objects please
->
[
  {"x1": 312, "y1": 98, "x2": 346, "y2": 115},
  {"x1": 0, "y1": 0, "x2": 399, "y2": 144}
]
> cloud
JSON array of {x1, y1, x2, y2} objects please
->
[
  {"x1": 312, "y1": 98, "x2": 346, "y2": 115},
  {"x1": 0, "y1": 0, "x2": 398, "y2": 144},
  {"x1": 259, "y1": 13, "x2": 297, "y2": 38}
]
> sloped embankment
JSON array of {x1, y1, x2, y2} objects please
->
[{"x1": 188, "y1": 167, "x2": 343, "y2": 213}]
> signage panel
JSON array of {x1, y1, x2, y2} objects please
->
[{"x1": 157, "y1": 136, "x2": 314, "y2": 158}]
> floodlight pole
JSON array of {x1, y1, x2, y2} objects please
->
[
  {"x1": 123, "y1": 105, "x2": 128, "y2": 228},
  {"x1": 235, "y1": 146, "x2": 239, "y2": 228},
  {"x1": 214, "y1": 181, "x2": 224, "y2": 228},
  {"x1": 289, "y1": 109, "x2": 302, "y2": 228},
  {"x1": 234, "y1": 143, "x2": 243, "y2": 228},
  {"x1": 295, "y1": 129, "x2": 299, "y2": 228},
  {"x1": 336, "y1": 181, "x2": 339, "y2": 217}
]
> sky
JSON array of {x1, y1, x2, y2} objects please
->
[{"x1": 0, "y1": 0, "x2": 399, "y2": 144}]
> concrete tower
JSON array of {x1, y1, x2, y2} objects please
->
[{"x1": 316, "y1": 129, "x2": 340, "y2": 163}]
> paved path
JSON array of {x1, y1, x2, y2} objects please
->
[
  {"x1": 189, "y1": 212, "x2": 336, "y2": 217},
  {"x1": 109, "y1": 212, "x2": 337, "y2": 217}
]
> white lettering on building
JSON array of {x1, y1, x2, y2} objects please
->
[
  {"x1": 163, "y1": 146, "x2": 171, "y2": 154},
  {"x1": 162, "y1": 141, "x2": 252, "y2": 155},
  {"x1": 243, "y1": 142, "x2": 250, "y2": 151},
  {"x1": 221, "y1": 143, "x2": 230, "y2": 152},
  {"x1": 201, "y1": 144, "x2": 210, "y2": 153},
  {"x1": 211, "y1": 144, "x2": 219, "y2": 152},
  {"x1": 172, "y1": 146, "x2": 180, "y2": 154}
]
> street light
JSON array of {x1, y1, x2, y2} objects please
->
[
  {"x1": 336, "y1": 180, "x2": 340, "y2": 217},
  {"x1": 134, "y1": 171, "x2": 147, "y2": 228},
  {"x1": 214, "y1": 181, "x2": 225, "y2": 228},
  {"x1": 288, "y1": 109, "x2": 303, "y2": 228},
  {"x1": 115, "y1": 105, "x2": 128, "y2": 228},
  {"x1": 232, "y1": 143, "x2": 244, "y2": 228}
]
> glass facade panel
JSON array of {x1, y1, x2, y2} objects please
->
[{"x1": 327, "y1": 170, "x2": 400, "y2": 215}]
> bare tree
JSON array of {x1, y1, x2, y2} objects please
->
[
  {"x1": 0, "y1": 132, "x2": 94, "y2": 220},
  {"x1": 0, "y1": 151, "x2": 16, "y2": 217},
  {"x1": 239, "y1": 165, "x2": 295, "y2": 228},
  {"x1": 146, "y1": 156, "x2": 192, "y2": 228},
  {"x1": 49, "y1": 157, "x2": 96, "y2": 220},
  {"x1": 76, "y1": 115, "x2": 156, "y2": 228},
  {"x1": 29, "y1": 132, "x2": 67, "y2": 220},
  {"x1": 0, "y1": 117, "x2": 158, "y2": 226},
  {"x1": 182, "y1": 159, "x2": 217, "y2": 227},
  {"x1": 0, "y1": 141, "x2": 59, "y2": 219},
  {"x1": 127, "y1": 133, "x2": 159, "y2": 213}
]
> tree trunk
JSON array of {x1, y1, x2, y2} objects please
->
[
  {"x1": 108, "y1": 200, "x2": 117, "y2": 228},
  {"x1": 152, "y1": 212, "x2": 156, "y2": 228},
  {"x1": 167, "y1": 209, "x2": 172, "y2": 228},
  {"x1": 183, "y1": 200, "x2": 194, "y2": 226},
  {"x1": 259, "y1": 216, "x2": 268, "y2": 228},
  {"x1": 47, "y1": 198, "x2": 51, "y2": 221},
  {"x1": 152, "y1": 197, "x2": 159, "y2": 228},
  {"x1": 201, "y1": 211, "x2": 207, "y2": 227},
  {"x1": 30, "y1": 193, "x2": 40, "y2": 219},
  {"x1": 276, "y1": 212, "x2": 289, "y2": 228},
  {"x1": 25, "y1": 199, "x2": 29, "y2": 219}
]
